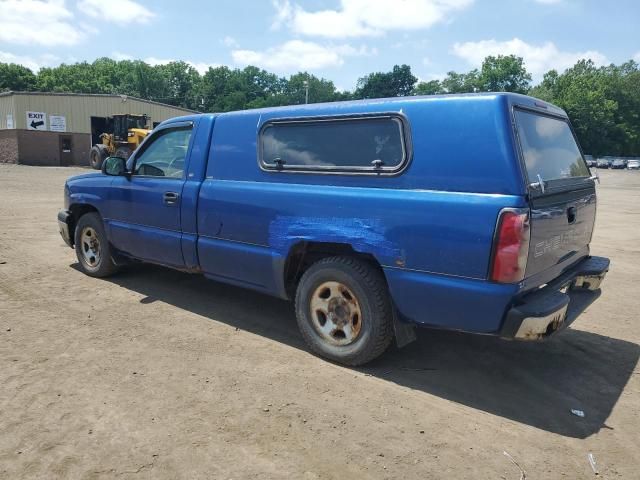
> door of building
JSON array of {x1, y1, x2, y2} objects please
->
[{"x1": 59, "y1": 136, "x2": 73, "y2": 166}]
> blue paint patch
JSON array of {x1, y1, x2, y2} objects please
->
[{"x1": 269, "y1": 215, "x2": 403, "y2": 263}]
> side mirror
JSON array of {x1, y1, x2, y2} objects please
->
[{"x1": 102, "y1": 156, "x2": 128, "y2": 176}]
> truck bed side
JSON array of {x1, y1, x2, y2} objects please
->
[{"x1": 195, "y1": 96, "x2": 527, "y2": 332}]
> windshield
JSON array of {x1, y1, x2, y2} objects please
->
[
  {"x1": 128, "y1": 116, "x2": 147, "y2": 129},
  {"x1": 515, "y1": 109, "x2": 589, "y2": 184}
]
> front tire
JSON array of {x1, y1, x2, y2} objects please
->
[
  {"x1": 295, "y1": 256, "x2": 393, "y2": 366},
  {"x1": 74, "y1": 213, "x2": 119, "y2": 278},
  {"x1": 89, "y1": 145, "x2": 107, "y2": 170}
]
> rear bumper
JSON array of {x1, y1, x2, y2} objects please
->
[
  {"x1": 500, "y1": 256, "x2": 609, "y2": 340},
  {"x1": 58, "y1": 209, "x2": 73, "y2": 247}
]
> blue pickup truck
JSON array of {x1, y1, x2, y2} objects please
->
[{"x1": 58, "y1": 93, "x2": 609, "y2": 365}]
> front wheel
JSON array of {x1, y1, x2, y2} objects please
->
[
  {"x1": 74, "y1": 213, "x2": 119, "y2": 278},
  {"x1": 89, "y1": 145, "x2": 107, "y2": 170},
  {"x1": 295, "y1": 256, "x2": 394, "y2": 366}
]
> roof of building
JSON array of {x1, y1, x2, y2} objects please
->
[{"x1": 0, "y1": 91, "x2": 198, "y2": 113}]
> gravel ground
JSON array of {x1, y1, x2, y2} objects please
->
[{"x1": 0, "y1": 164, "x2": 638, "y2": 479}]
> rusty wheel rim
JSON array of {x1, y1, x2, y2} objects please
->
[{"x1": 310, "y1": 281, "x2": 363, "y2": 346}]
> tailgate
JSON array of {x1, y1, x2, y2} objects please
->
[{"x1": 526, "y1": 186, "x2": 596, "y2": 278}]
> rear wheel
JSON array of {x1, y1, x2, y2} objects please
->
[
  {"x1": 295, "y1": 256, "x2": 393, "y2": 366},
  {"x1": 89, "y1": 145, "x2": 107, "y2": 170},
  {"x1": 74, "y1": 213, "x2": 119, "y2": 278}
]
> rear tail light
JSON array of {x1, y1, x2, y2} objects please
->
[{"x1": 490, "y1": 209, "x2": 530, "y2": 283}]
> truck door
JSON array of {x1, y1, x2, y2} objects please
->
[{"x1": 106, "y1": 121, "x2": 195, "y2": 267}]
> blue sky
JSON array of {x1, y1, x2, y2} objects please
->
[{"x1": 1, "y1": 0, "x2": 639, "y2": 90}]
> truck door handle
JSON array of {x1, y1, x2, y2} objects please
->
[{"x1": 163, "y1": 191, "x2": 179, "y2": 205}]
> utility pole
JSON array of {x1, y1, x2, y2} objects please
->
[{"x1": 303, "y1": 80, "x2": 309, "y2": 104}]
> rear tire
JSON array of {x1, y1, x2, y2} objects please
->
[
  {"x1": 89, "y1": 145, "x2": 107, "y2": 170},
  {"x1": 295, "y1": 256, "x2": 393, "y2": 366},
  {"x1": 74, "y1": 213, "x2": 119, "y2": 278}
]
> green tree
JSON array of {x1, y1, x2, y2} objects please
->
[
  {"x1": 89, "y1": 57, "x2": 124, "y2": 94},
  {"x1": 199, "y1": 66, "x2": 249, "y2": 111},
  {"x1": 241, "y1": 66, "x2": 285, "y2": 108},
  {"x1": 35, "y1": 59, "x2": 168, "y2": 103},
  {"x1": 283, "y1": 72, "x2": 341, "y2": 105},
  {"x1": 0, "y1": 63, "x2": 38, "y2": 92},
  {"x1": 121, "y1": 61, "x2": 168, "y2": 102},
  {"x1": 528, "y1": 69, "x2": 558, "y2": 102},
  {"x1": 530, "y1": 59, "x2": 623, "y2": 156},
  {"x1": 355, "y1": 64, "x2": 417, "y2": 99},
  {"x1": 156, "y1": 61, "x2": 201, "y2": 109},
  {"x1": 37, "y1": 62, "x2": 103, "y2": 93},
  {"x1": 440, "y1": 70, "x2": 480, "y2": 93},
  {"x1": 478, "y1": 55, "x2": 531, "y2": 93},
  {"x1": 432, "y1": 55, "x2": 530, "y2": 94},
  {"x1": 601, "y1": 61, "x2": 640, "y2": 155},
  {"x1": 413, "y1": 79, "x2": 443, "y2": 95}
]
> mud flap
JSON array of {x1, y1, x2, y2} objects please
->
[{"x1": 392, "y1": 305, "x2": 417, "y2": 348}]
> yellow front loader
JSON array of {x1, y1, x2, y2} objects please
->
[{"x1": 89, "y1": 114, "x2": 151, "y2": 169}]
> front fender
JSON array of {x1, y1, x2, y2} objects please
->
[
  {"x1": 69, "y1": 192, "x2": 103, "y2": 207},
  {"x1": 66, "y1": 173, "x2": 113, "y2": 218}
]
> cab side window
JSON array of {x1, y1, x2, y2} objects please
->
[{"x1": 133, "y1": 126, "x2": 193, "y2": 178}]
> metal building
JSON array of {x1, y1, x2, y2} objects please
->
[{"x1": 0, "y1": 91, "x2": 196, "y2": 166}]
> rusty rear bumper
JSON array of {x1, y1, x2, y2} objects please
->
[{"x1": 500, "y1": 256, "x2": 609, "y2": 340}]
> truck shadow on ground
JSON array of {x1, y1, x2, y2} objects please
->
[{"x1": 88, "y1": 263, "x2": 639, "y2": 440}]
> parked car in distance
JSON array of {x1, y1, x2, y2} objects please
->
[
  {"x1": 58, "y1": 93, "x2": 609, "y2": 365},
  {"x1": 627, "y1": 159, "x2": 640, "y2": 170},
  {"x1": 596, "y1": 158, "x2": 611, "y2": 169},
  {"x1": 586, "y1": 158, "x2": 597, "y2": 168},
  {"x1": 611, "y1": 159, "x2": 626, "y2": 169}
]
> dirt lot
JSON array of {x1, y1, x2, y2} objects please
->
[{"x1": 0, "y1": 164, "x2": 638, "y2": 479}]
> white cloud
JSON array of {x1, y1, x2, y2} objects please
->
[
  {"x1": 142, "y1": 56, "x2": 175, "y2": 66},
  {"x1": 185, "y1": 62, "x2": 220, "y2": 75},
  {"x1": 107, "y1": 53, "x2": 217, "y2": 74},
  {"x1": 231, "y1": 40, "x2": 373, "y2": 72},
  {"x1": 111, "y1": 51, "x2": 134, "y2": 61},
  {"x1": 334, "y1": 44, "x2": 378, "y2": 57},
  {"x1": 0, "y1": 0, "x2": 84, "y2": 46},
  {"x1": 273, "y1": 0, "x2": 474, "y2": 38},
  {"x1": 222, "y1": 36, "x2": 239, "y2": 48},
  {"x1": 417, "y1": 72, "x2": 447, "y2": 83},
  {"x1": 143, "y1": 57, "x2": 219, "y2": 75},
  {"x1": 78, "y1": 0, "x2": 154, "y2": 24},
  {"x1": 634, "y1": 51, "x2": 640, "y2": 62},
  {"x1": 271, "y1": 0, "x2": 293, "y2": 30},
  {"x1": 0, "y1": 50, "x2": 60, "y2": 71},
  {"x1": 452, "y1": 38, "x2": 609, "y2": 78}
]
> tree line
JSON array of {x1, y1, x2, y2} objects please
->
[{"x1": 1, "y1": 55, "x2": 639, "y2": 156}]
